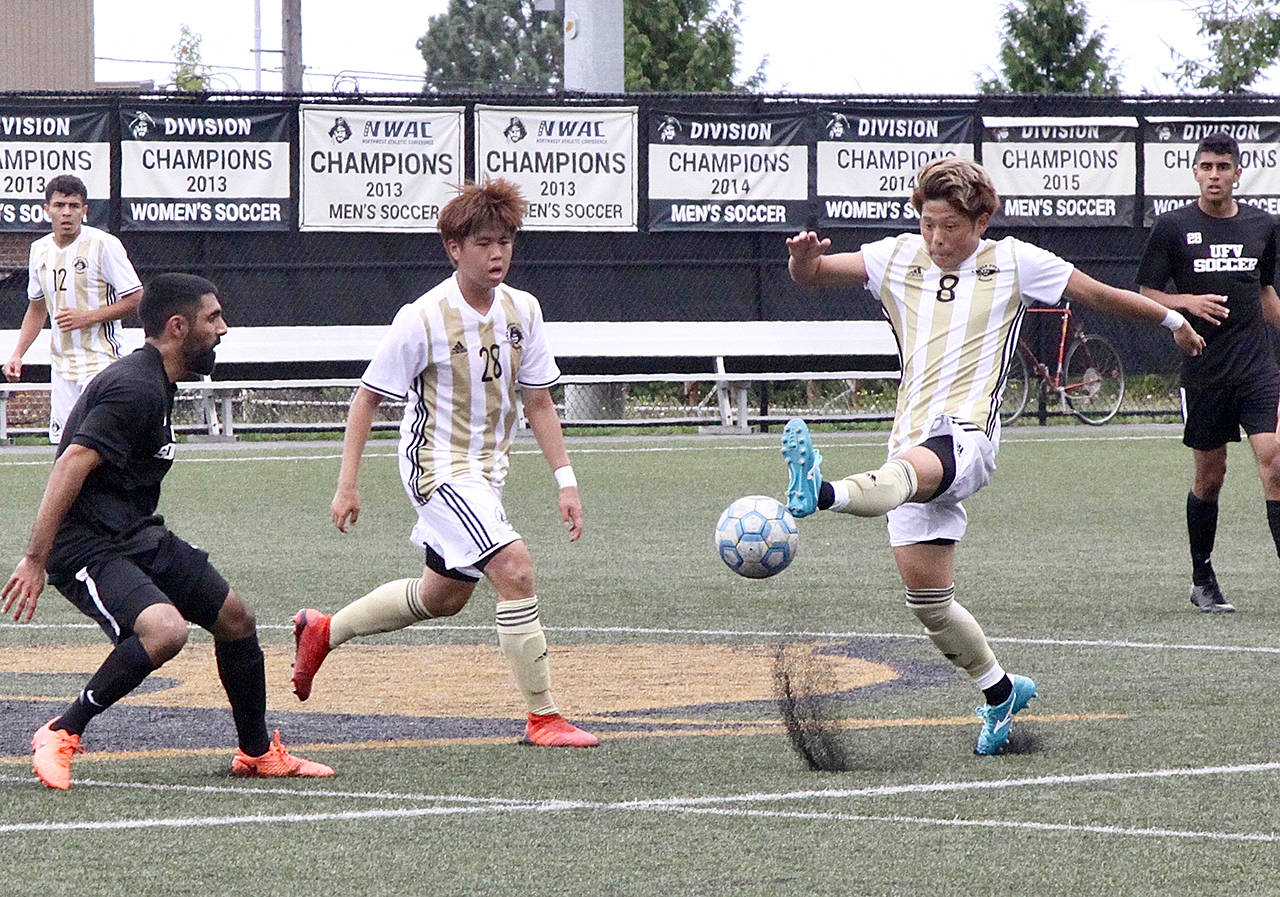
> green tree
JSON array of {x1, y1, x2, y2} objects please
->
[
  {"x1": 169, "y1": 24, "x2": 212, "y2": 92},
  {"x1": 625, "y1": 0, "x2": 765, "y2": 92},
  {"x1": 978, "y1": 0, "x2": 1119, "y2": 94},
  {"x1": 418, "y1": 0, "x2": 564, "y2": 93},
  {"x1": 416, "y1": 0, "x2": 764, "y2": 92},
  {"x1": 1171, "y1": 0, "x2": 1280, "y2": 92}
]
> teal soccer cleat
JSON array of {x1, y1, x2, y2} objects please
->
[
  {"x1": 782, "y1": 418, "x2": 823, "y2": 518},
  {"x1": 974, "y1": 674, "x2": 1037, "y2": 756}
]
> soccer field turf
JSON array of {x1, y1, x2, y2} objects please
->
[{"x1": 1, "y1": 425, "x2": 1279, "y2": 896}]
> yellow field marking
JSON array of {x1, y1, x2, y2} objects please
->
[
  {"x1": 0, "y1": 642, "x2": 897, "y2": 717},
  {"x1": 0, "y1": 712, "x2": 1126, "y2": 767}
]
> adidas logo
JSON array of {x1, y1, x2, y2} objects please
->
[
  {"x1": 906, "y1": 265, "x2": 924, "y2": 280},
  {"x1": 451, "y1": 341, "x2": 467, "y2": 356}
]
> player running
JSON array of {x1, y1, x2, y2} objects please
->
[
  {"x1": 782, "y1": 158, "x2": 1204, "y2": 755},
  {"x1": 1137, "y1": 131, "x2": 1280, "y2": 613},
  {"x1": 2, "y1": 274, "x2": 331, "y2": 789},
  {"x1": 291, "y1": 179, "x2": 596, "y2": 748},
  {"x1": 5, "y1": 175, "x2": 143, "y2": 443}
]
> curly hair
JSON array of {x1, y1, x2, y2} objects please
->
[
  {"x1": 438, "y1": 179, "x2": 528, "y2": 245},
  {"x1": 910, "y1": 157, "x2": 1001, "y2": 221}
]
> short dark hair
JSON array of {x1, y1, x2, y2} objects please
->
[
  {"x1": 140, "y1": 273, "x2": 219, "y2": 337},
  {"x1": 44, "y1": 174, "x2": 88, "y2": 203},
  {"x1": 1195, "y1": 132, "x2": 1240, "y2": 166}
]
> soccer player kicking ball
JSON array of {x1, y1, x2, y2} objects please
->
[
  {"x1": 1, "y1": 274, "x2": 332, "y2": 789},
  {"x1": 782, "y1": 158, "x2": 1205, "y2": 755},
  {"x1": 292, "y1": 180, "x2": 596, "y2": 748}
]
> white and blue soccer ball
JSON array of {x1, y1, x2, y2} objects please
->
[{"x1": 714, "y1": 495, "x2": 799, "y2": 579}]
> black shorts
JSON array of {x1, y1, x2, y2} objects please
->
[
  {"x1": 52, "y1": 525, "x2": 230, "y2": 644},
  {"x1": 1181, "y1": 377, "x2": 1280, "y2": 451}
]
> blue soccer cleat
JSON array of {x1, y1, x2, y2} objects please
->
[
  {"x1": 782, "y1": 418, "x2": 823, "y2": 518},
  {"x1": 974, "y1": 674, "x2": 1037, "y2": 756}
]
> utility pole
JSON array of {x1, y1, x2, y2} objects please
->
[
  {"x1": 533, "y1": 0, "x2": 623, "y2": 92},
  {"x1": 282, "y1": 0, "x2": 303, "y2": 93}
]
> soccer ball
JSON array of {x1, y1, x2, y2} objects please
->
[{"x1": 714, "y1": 495, "x2": 799, "y2": 579}]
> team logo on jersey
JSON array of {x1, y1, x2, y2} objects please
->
[
  {"x1": 505, "y1": 324, "x2": 524, "y2": 349},
  {"x1": 154, "y1": 442, "x2": 176, "y2": 461},
  {"x1": 1186, "y1": 232, "x2": 1202, "y2": 245},
  {"x1": 450, "y1": 340, "x2": 467, "y2": 356},
  {"x1": 976, "y1": 264, "x2": 999, "y2": 280},
  {"x1": 905, "y1": 265, "x2": 924, "y2": 280},
  {"x1": 73, "y1": 258, "x2": 87, "y2": 273},
  {"x1": 503, "y1": 116, "x2": 527, "y2": 143}
]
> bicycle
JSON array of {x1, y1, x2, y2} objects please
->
[{"x1": 999, "y1": 302, "x2": 1125, "y2": 426}]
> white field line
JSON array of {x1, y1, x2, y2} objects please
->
[
  {"x1": 0, "y1": 429, "x2": 1179, "y2": 468},
  {"x1": 3, "y1": 620, "x2": 1277, "y2": 657},
  {"x1": 0, "y1": 762, "x2": 1276, "y2": 842}
]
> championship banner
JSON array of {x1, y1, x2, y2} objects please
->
[
  {"x1": 299, "y1": 105, "x2": 463, "y2": 232},
  {"x1": 1142, "y1": 117, "x2": 1280, "y2": 224},
  {"x1": 816, "y1": 110, "x2": 974, "y2": 227},
  {"x1": 0, "y1": 107, "x2": 110, "y2": 231},
  {"x1": 982, "y1": 117, "x2": 1137, "y2": 227},
  {"x1": 648, "y1": 110, "x2": 809, "y2": 231},
  {"x1": 119, "y1": 104, "x2": 291, "y2": 231},
  {"x1": 475, "y1": 105, "x2": 636, "y2": 231}
]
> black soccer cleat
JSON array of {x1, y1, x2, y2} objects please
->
[{"x1": 1190, "y1": 580, "x2": 1235, "y2": 614}]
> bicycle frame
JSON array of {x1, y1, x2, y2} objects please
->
[{"x1": 1017, "y1": 303, "x2": 1076, "y2": 407}]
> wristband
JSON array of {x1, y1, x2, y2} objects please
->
[
  {"x1": 1161, "y1": 308, "x2": 1188, "y2": 331},
  {"x1": 554, "y1": 465, "x2": 577, "y2": 489}
]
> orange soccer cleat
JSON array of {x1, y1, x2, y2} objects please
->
[
  {"x1": 230, "y1": 730, "x2": 334, "y2": 778},
  {"x1": 522, "y1": 713, "x2": 599, "y2": 748},
  {"x1": 32, "y1": 719, "x2": 83, "y2": 791},
  {"x1": 291, "y1": 608, "x2": 332, "y2": 701}
]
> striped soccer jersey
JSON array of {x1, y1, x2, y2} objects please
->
[
  {"x1": 861, "y1": 233, "x2": 1075, "y2": 456},
  {"x1": 27, "y1": 225, "x2": 142, "y2": 383},
  {"x1": 361, "y1": 273, "x2": 560, "y2": 503}
]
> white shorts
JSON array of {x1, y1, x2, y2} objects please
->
[
  {"x1": 886, "y1": 415, "x2": 997, "y2": 547},
  {"x1": 49, "y1": 374, "x2": 89, "y2": 444},
  {"x1": 410, "y1": 476, "x2": 521, "y2": 579}
]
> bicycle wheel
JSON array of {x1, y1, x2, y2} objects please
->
[
  {"x1": 999, "y1": 350, "x2": 1030, "y2": 425},
  {"x1": 1064, "y1": 334, "x2": 1124, "y2": 425}
]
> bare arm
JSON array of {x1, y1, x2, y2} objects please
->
[
  {"x1": 3, "y1": 300, "x2": 49, "y2": 380},
  {"x1": 331, "y1": 386, "x2": 384, "y2": 533},
  {"x1": 1260, "y1": 286, "x2": 1280, "y2": 331},
  {"x1": 522, "y1": 386, "x2": 582, "y2": 542},
  {"x1": 54, "y1": 287, "x2": 143, "y2": 333},
  {"x1": 1, "y1": 444, "x2": 102, "y2": 621},
  {"x1": 1138, "y1": 285, "x2": 1228, "y2": 326},
  {"x1": 786, "y1": 230, "x2": 869, "y2": 287},
  {"x1": 1065, "y1": 270, "x2": 1204, "y2": 356}
]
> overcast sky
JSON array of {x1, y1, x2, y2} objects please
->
[{"x1": 91, "y1": 0, "x2": 1280, "y2": 96}]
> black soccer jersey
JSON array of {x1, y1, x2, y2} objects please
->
[
  {"x1": 1138, "y1": 202, "x2": 1278, "y2": 386},
  {"x1": 48, "y1": 343, "x2": 177, "y2": 574}
]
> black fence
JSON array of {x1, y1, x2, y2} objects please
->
[{"x1": 1, "y1": 89, "x2": 1278, "y2": 386}]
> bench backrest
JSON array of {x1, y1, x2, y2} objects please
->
[{"x1": 0, "y1": 320, "x2": 898, "y2": 367}]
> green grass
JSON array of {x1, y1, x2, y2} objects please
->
[{"x1": 2, "y1": 425, "x2": 1280, "y2": 896}]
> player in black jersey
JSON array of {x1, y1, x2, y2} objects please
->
[
  {"x1": 1138, "y1": 131, "x2": 1280, "y2": 613},
  {"x1": 1, "y1": 273, "x2": 333, "y2": 789}
]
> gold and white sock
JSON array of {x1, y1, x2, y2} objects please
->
[
  {"x1": 496, "y1": 596, "x2": 557, "y2": 716},
  {"x1": 329, "y1": 578, "x2": 428, "y2": 647}
]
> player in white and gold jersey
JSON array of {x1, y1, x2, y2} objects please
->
[
  {"x1": 291, "y1": 180, "x2": 597, "y2": 748},
  {"x1": 783, "y1": 158, "x2": 1205, "y2": 755},
  {"x1": 4, "y1": 175, "x2": 143, "y2": 443}
]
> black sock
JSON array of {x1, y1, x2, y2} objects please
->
[
  {"x1": 817, "y1": 481, "x2": 835, "y2": 510},
  {"x1": 1187, "y1": 492, "x2": 1218, "y2": 585},
  {"x1": 982, "y1": 675, "x2": 1013, "y2": 707},
  {"x1": 55, "y1": 635, "x2": 156, "y2": 736},
  {"x1": 215, "y1": 635, "x2": 270, "y2": 757},
  {"x1": 1266, "y1": 501, "x2": 1280, "y2": 562}
]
